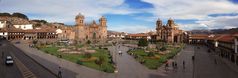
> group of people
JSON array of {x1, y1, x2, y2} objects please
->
[{"x1": 164, "y1": 60, "x2": 186, "y2": 72}]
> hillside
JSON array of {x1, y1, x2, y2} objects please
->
[{"x1": 189, "y1": 27, "x2": 238, "y2": 34}]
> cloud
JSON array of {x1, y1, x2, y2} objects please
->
[
  {"x1": 197, "y1": 15, "x2": 238, "y2": 29},
  {"x1": 140, "y1": 0, "x2": 238, "y2": 30},
  {"x1": 0, "y1": 0, "x2": 138, "y2": 23},
  {"x1": 1, "y1": 0, "x2": 238, "y2": 32},
  {"x1": 142, "y1": 0, "x2": 238, "y2": 19},
  {"x1": 177, "y1": 15, "x2": 238, "y2": 30},
  {"x1": 108, "y1": 25, "x2": 154, "y2": 33}
]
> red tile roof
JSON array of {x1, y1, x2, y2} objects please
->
[
  {"x1": 217, "y1": 34, "x2": 234, "y2": 43},
  {"x1": 190, "y1": 34, "x2": 209, "y2": 39},
  {"x1": 127, "y1": 33, "x2": 149, "y2": 37}
]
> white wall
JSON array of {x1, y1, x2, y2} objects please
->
[
  {"x1": 14, "y1": 24, "x2": 33, "y2": 30},
  {"x1": 56, "y1": 29, "x2": 63, "y2": 34},
  {"x1": 0, "y1": 32, "x2": 8, "y2": 36},
  {"x1": 0, "y1": 21, "x2": 6, "y2": 28}
]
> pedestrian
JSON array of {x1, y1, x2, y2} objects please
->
[
  {"x1": 183, "y1": 60, "x2": 185, "y2": 69},
  {"x1": 192, "y1": 56, "x2": 195, "y2": 61},
  {"x1": 2, "y1": 51, "x2": 4, "y2": 58},
  {"x1": 172, "y1": 61, "x2": 175, "y2": 70},
  {"x1": 58, "y1": 67, "x2": 62, "y2": 78},
  {"x1": 214, "y1": 59, "x2": 217, "y2": 64},
  {"x1": 174, "y1": 62, "x2": 178, "y2": 72},
  {"x1": 165, "y1": 61, "x2": 169, "y2": 71}
]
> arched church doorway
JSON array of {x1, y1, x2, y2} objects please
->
[
  {"x1": 174, "y1": 36, "x2": 178, "y2": 43},
  {"x1": 93, "y1": 32, "x2": 96, "y2": 39}
]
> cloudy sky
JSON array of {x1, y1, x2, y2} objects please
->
[{"x1": 1, "y1": 0, "x2": 238, "y2": 33}]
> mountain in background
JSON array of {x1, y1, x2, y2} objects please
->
[{"x1": 189, "y1": 27, "x2": 238, "y2": 34}]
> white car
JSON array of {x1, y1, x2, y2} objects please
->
[{"x1": 5, "y1": 56, "x2": 14, "y2": 65}]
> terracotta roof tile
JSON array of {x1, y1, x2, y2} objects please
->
[
  {"x1": 127, "y1": 33, "x2": 149, "y2": 37},
  {"x1": 217, "y1": 35, "x2": 234, "y2": 43}
]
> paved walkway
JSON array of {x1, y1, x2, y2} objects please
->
[
  {"x1": 108, "y1": 44, "x2": 150, "y2": 78},
  {"x1": 154, "y1": 44, "x2": 194, "y2": 78},
  {"x1": 194, "y1": 45, "x2": 238, "y2": 78}
]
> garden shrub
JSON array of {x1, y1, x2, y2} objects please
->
[
  {"x1": 76, "y1": 60, "x2": 83, "y2": 65},
  {"x1": 160, "y1": 46, "x2": 167, "y2": 51},
  {"x1": 147, "y1": 52, "x2": 155, "y2": 57},
  {"x1": 95, "y1": 56, "x2": 105, "y2": 65},
  {"x1": 84, "y1": 52, "x2": 92, "y2": 59}
]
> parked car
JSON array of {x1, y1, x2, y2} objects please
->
[{"x1": 5, "y1": 56, "x2": 14, "y2": 65}]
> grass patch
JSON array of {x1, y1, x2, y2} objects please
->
[
  {"x1": 128, "y1": 43, "x2": 185, "y2": 69},
  {"x1": 38, "y1": 45, "x2": 115, "y2": 73}
]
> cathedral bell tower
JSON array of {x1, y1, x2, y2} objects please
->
[
  {"x1": 167, "y1": 18, "x2": 175, "y2": 28},
  {"x1": 99, "y1": 16, "x2": 107, "y2": 27},
  {"x1": 156, "y1": 18, "x2": 162, "y2": 30},
  {"x1": 75, "y1": 13, "x2": 84, "y2": 26}
]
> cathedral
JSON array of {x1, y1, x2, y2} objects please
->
[
  {"x1": 156, "y1": 18, "x2": 184, "y2": 43},
  {"x1": 75, "y1": 13, "x2": 107, "y2": 43}
]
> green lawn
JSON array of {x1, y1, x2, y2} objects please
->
[
  {"x1": 128, "y1": 44, "x2": 184, "y2": 69},
  {"x1": 39, "y1": 45, "x2": 115, "y2": 73}
]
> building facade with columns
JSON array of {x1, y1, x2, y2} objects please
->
[
  {"x1": 75, "y1": 13, "x2": 107, "y2": 43},
  {"x1": 155, "y1": 18, "x2": 184, "y2": 43}
]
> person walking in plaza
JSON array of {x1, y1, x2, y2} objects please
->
[
  {"x1": 174, "y1": 62, "x2": 178, "y2": 72},
  {"x1": 214, "y1": 58, "x2": 217, "y2": 64},
  {"x1": 183, "y1": 60, "x2": 185, "y2": 70},
  {"x1": 192, "y1": 56, "x2": 195, "y2": 61},
  {"x1": 172, "y1": 61, "x2": 175, "y2": 71},
  {"x1": 165, "y1": 61, "x2": 169, "y2": 71},
  {"x1": 58, "y1": 67, "x2": 62, "y2": 78},
  {"x1": 2, "y1": 51, "x2": 4, "y2": 58}
]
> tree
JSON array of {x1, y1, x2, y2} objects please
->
[
  {"x1": 95, "y1": 55, "x2": 105, "y2": 65},
  {"x1": 0, "y1": 13, "x2": 11, "y2": 16},
  {"x1": 32, "y1": 20, "x2": 48, "y2": 24},
  {"x1": 12, "y1": 12, "x2": 28, "y2": 20},
  {"x1": 84, "y1": 52, "x2": 92, "y2": 59},
  {"x1": 86, "y1": 40, "x2": 91, "y2": 44},
  {"x1": 33, "y1": 40, "x2": 38, "y2": 46},
  {"x1": 138, "y1": 38, "x2": 148, "y2": 47},
  {"x1": 147, "y1": 52, "x2": 155, "y2": 57},
  {"x1": 160, "y1": 46, "x2": 167, "y2": 51}
]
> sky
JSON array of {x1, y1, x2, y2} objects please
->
[{"x1": 1, "y1": 0, "x2": 238, "y2": 33}]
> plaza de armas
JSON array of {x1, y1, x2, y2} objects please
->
[{"x1": 1, "y1": 12, "x2": 238, "y2": 78}]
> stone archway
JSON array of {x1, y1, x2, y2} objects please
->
[{"x1": 174, "y1": 36, "x2": 178, "y2": 43}]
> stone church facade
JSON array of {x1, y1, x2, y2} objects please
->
[
  {"x1": 75, "y1": 13, "x2": 107, "y2": 42},
  {"x1": 156, "y1": 18, "x2": 184, "y2": 43}
]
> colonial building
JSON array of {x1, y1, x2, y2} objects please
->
[
  {"x1": 125, "y1": 33, "x2": 151, "y2": 40},
  {"x1": 74, "y1": 13, "x2": 107, "y2": 42},
  {"x1": 190, "y1": 33, "x2": 238, "y2": 66},
  {"x1": 0, "y1": 20, "x2": 57, "y2": 40},
  {"x1": 156, "y1": 18, "x2": 184, "y2": 43}
]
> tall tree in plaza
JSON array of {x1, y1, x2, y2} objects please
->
[{"x1": 138, "y1": 38, "x2": 148, "y2": 47}]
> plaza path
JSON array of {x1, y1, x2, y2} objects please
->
[
  {"x1": 107, "y1": 44, "x2": 193, "y2": 78},
  {"x1": 193, "y1": 45, "x2": 238, "y2": 78}
]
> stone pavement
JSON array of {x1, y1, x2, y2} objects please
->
[
  {"x1": 193, "y1": 45, "x2": 238, "y2": 78},
  {"x1": 155, "y1": 44, "x2": 195, "y2": 78},
  {"x1": 108, "y1": 44, "x2": 150, "y2": 78}
]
